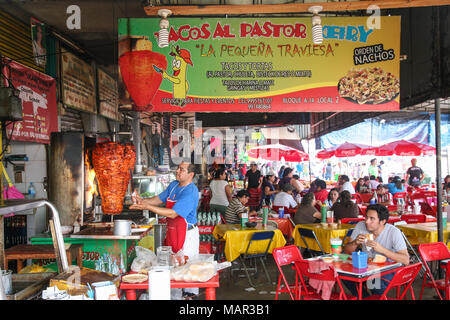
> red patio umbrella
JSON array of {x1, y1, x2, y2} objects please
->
[
  {"x1": 316, "y1": 142, "x2": 377, "y2": 160},
  {"x1": 374, "y1": 140, "x2": 436, "y2": 156},
  {"x1": 248, "y1": 144, "x2": 309, "y2": 162}
]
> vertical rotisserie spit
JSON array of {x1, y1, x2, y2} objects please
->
[{"x1": 92, "y1": 142, "x2": 136, "y2": 215}]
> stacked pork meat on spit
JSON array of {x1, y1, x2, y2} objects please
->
[{"x1": 92, "y1": 142, "x2": 136, "y2": 215}]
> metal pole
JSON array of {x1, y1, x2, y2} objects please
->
[
  {"x1": 132, "y1": 111, "x2": 143, "y2": 174},
  {"x1": 435, "y1": 99, "x2": 443, "y2": 243}
]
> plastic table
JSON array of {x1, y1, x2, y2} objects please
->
[
  {"x1": 397, "y1": 222, "x2": 450, "y2": 247},
  {"x1": 212, "y1": 224, "x2": 286, "y2": 262},
  {"x1": 307, "y1": 255, "x2": 403, "y2": 300},
  {"x1": 249, "y1": 217, "x2": 294, "y2": 239},
  {"x1": 119, "y1": 273, "x2": 220, "y2": 300},
  {"x1": 293, "y1": 223, "x2": 354, "y2": 254}
]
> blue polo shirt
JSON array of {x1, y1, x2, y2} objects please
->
[{"x1": 158, "y1": 181, "x2": 199, "y2": 225}]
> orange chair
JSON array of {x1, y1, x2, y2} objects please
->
[
  {"x1": 272, "y1": 245, "x2": 304, "y2": 300},
  {"x1": 400, "y1": 214, "x2": 426, "y2": 224},
  {"x1": 418, "y1": 242, "x2": 450, "y2": 300},
  {"x1": 363, "y1": 263, "x2": 422, "y2": 300},
  {"x1": 294, "y1": 259, "x2": 349, "y2": 300}
]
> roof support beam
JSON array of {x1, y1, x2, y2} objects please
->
[{"x1": 144, "y1": 1, "x2": 450, "y2": 16}]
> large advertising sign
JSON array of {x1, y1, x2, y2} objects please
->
[
  {"x1": 118, "y1": 16, "x2": 400, "y2": 112},
  {"x1": 2, "y1": 59, "x2": 58, "y2": 144}
]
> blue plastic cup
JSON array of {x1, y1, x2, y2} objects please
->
[{"x1": 352, "y1": 251, "x2": 368, "y2": 269}]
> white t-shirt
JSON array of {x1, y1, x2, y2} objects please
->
[
  {"x1": 273, "y1": 192, "x2": 297, "y2": 208},
  {"x1": 209, "y1": 180, "x2": 229, "y2": 206},
  {"x1": 342, "y1": 181, "x2": 356, "y2": 195}
]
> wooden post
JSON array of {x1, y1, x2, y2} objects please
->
[{"x1": 49, "y1": 219, "x2": 63, "y2": 273}]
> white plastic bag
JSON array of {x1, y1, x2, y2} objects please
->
[{"x1": 131, "y1": 246, "x2": 157, "y2": 272}]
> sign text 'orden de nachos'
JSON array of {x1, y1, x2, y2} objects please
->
[{"x1": 118, "y1": 17, "x2": 400, "y2": 112}]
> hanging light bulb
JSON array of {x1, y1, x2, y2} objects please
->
[
  {"x1": 308, "y1": 5, "x2": 323, "y2": 45},
  {"x1": 157, "y1": 9, "x2": 172, "y2": 48}
]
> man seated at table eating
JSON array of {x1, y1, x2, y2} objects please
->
[
  {"x1": 224, "y1": 189, "x2": 258, "y2": 224},
  {"x1": 343, "y1": 204, "x2": 409, "y2": 298},
  {"x1": 273, "y1": 183, "x2": 298, "y2": 210}
]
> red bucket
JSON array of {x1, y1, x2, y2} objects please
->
[{"x1": 119, "y1": 50, "x2": 167, "y2": 111}]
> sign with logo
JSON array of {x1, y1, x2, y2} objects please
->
[
  {"x1": 61, "y1": 51, "x2": 96, "y2": 113},
  {"x1": 118, "y1": 16, "x2": 400, "y2": 112},
  {"x1": 2, "y1": 59, "x2": 57, "y2": 144}
]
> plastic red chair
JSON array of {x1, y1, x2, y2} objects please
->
[
  {"x1": 340, "y1": 217, "x2": 365, "y2": 225},
  {"x1": 418, "y1": 242, "x2": 450, "y2": 300},
  {"x1": 400, "y1": 214, "x2": 426, "y2": 224},
  {"x1": 357, "y1": 193, "x2": 373, "y2": 204},
  {"x1": 363, "y1": 263, "x2": 422, "y2": 300},
  {"x1": 293, "y1": 259, "x2": 349, "y2": 300},
  {"x1": 272, "y1": 245, "x2": 304, "y2": 300},
  {"x1": 393, "y1": 192, "x2": 407, "y2": 205},
  {"x1": 352, "y1": 193, "x2": 363, "y2": 204}
]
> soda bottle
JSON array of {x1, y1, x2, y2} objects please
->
[
  {"x1": 321, "y1": 204, "x2": 327, "y2": 223},
  {"x1": 262, "y1": 206, "x2": 269, "y2": 227}
]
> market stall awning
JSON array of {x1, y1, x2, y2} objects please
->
[{"x1": 248, "y1": 144, "x2": 309, "y2": 162}]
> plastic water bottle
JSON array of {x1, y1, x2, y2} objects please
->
[
  {"x1": 27, "y1": 182, "x2": 36, "y2": 199},
  {"x1": 370, "y1": 193, "x2": 377, "y2": 205}
]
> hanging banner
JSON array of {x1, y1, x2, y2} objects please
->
[
  {"x1": 30, "y1": 17, "x2": 47, "y2": 68},
  {"x1": 61, "y1": 51, "x2": 97, "y2": 113},
  {"x1": 118, "y1": 16, "x2": 400, "y2": 112},
  {"x1": 2, "y1": 59, "x2": 57, "y2": 144},
  {"x1": 97, "y1": 68, "x2": 119, "y2": 120}
]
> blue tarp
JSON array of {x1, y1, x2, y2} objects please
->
[
  {"x1": 320, "y1": 113, "x2": 432, "y2": 149},
  {"x1": 429, "y1": 113, "x2": 450, "y2": 148}
]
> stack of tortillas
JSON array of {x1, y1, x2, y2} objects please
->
[{"x1": 122, "y1": 273, "x2": 148, "y2": 284}]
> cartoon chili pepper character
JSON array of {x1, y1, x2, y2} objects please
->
[{"x1": 153, "y1": 45, "x2": 193, "y2": 107}]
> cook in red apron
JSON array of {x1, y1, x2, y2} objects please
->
[{"x1": 164, "y1": 184, "x2": 193, "y2": 253}]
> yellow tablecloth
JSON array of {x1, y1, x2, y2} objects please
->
[
  {"x1": 397, "y1": 222, "x2": 450, "y2": 248},
  {"x1": 293, "y1": 223, "x2": 354, "y2": 254},
  {"x1": 212, "y1": 224, "x2": 286, "y2": 262}
]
